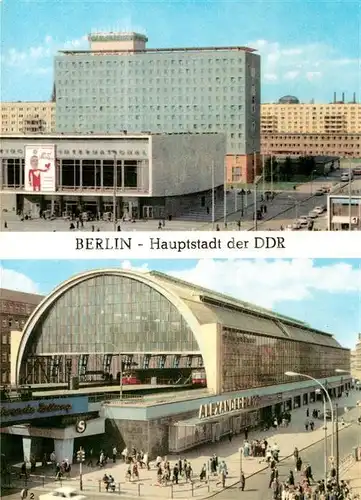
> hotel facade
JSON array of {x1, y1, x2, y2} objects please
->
[{"x1": 54, "y1": 32, "x2": 261, "y2": 184}]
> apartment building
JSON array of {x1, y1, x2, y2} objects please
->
[
  {"x1": 261, "y1": 133, "x2": 361, "y2": 158},
  {"x1": 261, "y1": 93, "x2": 361, "y2": 135},
  {"x1": 0, "y1": 288, "x2": 43, "y2": 385},
  {"x1": 54, "y1": 31, "x2": 261, "y2": 183},
  {"x1": 0, "y1": 102, "x2": 56, "y2": 134}
]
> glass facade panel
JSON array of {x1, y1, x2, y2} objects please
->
[
  {"x1": 221, "y1": 327, "x2": 350, "y2": 393},
  {"x1": 29, "y1": 275, "x2": 199, "y2": 355}
]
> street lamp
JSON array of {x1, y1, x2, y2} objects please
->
[
  {"x1": 285, "y1": 371, "x2": 335, "y2": 458},
  {"x1": 315, "y1": 388, "x2": 328, "y2": 487},
  {"x1": 238, "y1": 447, "x2": 243, "y2": 483}
]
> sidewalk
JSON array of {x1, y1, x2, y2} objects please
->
[
  {"x1": 342, "y1": 460, "x2": 361, "y2": 495},
  {"x1": 18, "y1": 392, "x2": 358, "y2": 499}
]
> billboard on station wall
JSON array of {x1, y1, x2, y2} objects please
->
[
  {"x1": 24, "y1": 144, "x2": 56, "y2": 192},
  {"x1": 0, "y1": 397, "x2": 89, "y2": 424}
]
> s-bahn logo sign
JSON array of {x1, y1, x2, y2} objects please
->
[
  {"x1": 75, "y1": 420, "x2": 87, "y2": 434},
  {"x1": 199, "y1": 396, "x2": 260, "y2": 419}
]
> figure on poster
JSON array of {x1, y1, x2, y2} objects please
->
[{"x1": 28, "y1": 155, "x2": 51, "y2": 192}]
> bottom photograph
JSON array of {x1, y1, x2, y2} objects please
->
[{"x1": 0, "y1": 258, "x2": 360, "y2": 500}]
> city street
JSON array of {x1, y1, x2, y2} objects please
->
[
  {"x1": 213, "y1": 423, "x2": 360, "y2": 500},
  {"x1": 2, "y1": 392, "x2": 360, "y2": 500},
  {"x1": 2, "y1": 423, "x2": 360, "y2": 500}
]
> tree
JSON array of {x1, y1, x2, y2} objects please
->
[
  {"x1": 263, "y1": 156, "x2": 278, "y2": 182},
  {"x1": 297, "y1": 156, "x2": 316, "y2": 177},
  {"x1": 277, "y1": 156, "x2": 294, "y2": 182}
]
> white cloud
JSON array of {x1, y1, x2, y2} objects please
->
[
  {"x1": 165, "y1": 259, "x2": 361, "y2": 310},
  {"x1": 284, "y1": 70, "x2": 299, "y2": 80},
  {"x1": 264, "y1": 73, "x2": 278, "y2": 82},
  {"x1": 306, "y1": 71, "x2": 322, "y2": 81},
  {"x1": 63, "y1": 35, "x2": 88, "y2": 50},
  {"x1": 0, "y1": 267, "x2": 40, "y2": 294},
  {"x1": 120, "y1": 260, "x2": 149, "y2": 272},
  {"x1": 249, "y1": 39, "x2": 358, "y2": 88}
]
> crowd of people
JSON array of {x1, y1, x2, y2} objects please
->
[{"x1": 265, "y1": 445, "x2": 358, "y2": 499}]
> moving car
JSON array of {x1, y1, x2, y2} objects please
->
[
  {"x1": 313, "y1": 206, "x2": 326, "y2": 215},
  {"x1": 315, "y1": 188, "x2": 324, "y2": 196},
  {"x1": 341, "y1": 172, "x2": 353, "y2": 182},
  {"x1": 39, "y1": 487, "x2": 87, "y2": 499}
]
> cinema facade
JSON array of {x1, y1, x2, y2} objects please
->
[
  {"x1": 6, "y1": 269, "x2": 351, "y2": 459},
  {"x1": 0, "y1": 132, "x2": 225, "y2": 220}
]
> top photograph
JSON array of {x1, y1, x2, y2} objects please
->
[{"x1": 1, "y1": 0, "x2": 360, "y2": 233}]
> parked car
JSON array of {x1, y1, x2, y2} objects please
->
[
  {"x1": 315, "y1": 188, "x2": 324, "y2": 196},
  {"x1": 297, "y1": 216, "x2": 309, "y2": 226},
  {"x1": 39, "y1": 487, "x2": 87, "y2": 500},
  {"x1": 308, "y1": 211, "x2": 318, "y2": 219},
  {"x1": 313, "y1": 206, "x2": 326, "y2": 215},
  {"x1": 292, "y1": 221, "x2": 302, "y2": 230}
]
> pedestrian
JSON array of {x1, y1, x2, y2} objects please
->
[
  {"x1": 172, "y1": 463, "x2": 179, "y2": 484},
  {"x1": 288, "y1": 470, "x2": 295, "y2": 486},
  {"x1": 306, "y1": 407, "x2": 310, "y2": 417},
  {"x1": 239, "y1": 471, "x2": 245, "y2": 491},
  {"x1": 310, "y1": 420, "x2": 314, "y2": 431},
  {"x1": 112, "y1": 445, "x2": 117, "y2": 463},
  {"x1": 87, "y1": 448, "x2": 93, "y2": 467},
  {"x1": 305, "y1": 420, "x2": 309, "y2": 431},
  {"x1": 244, "y1": 427, "x2": 248, "y2": 440},
  {"x1": 228, "y1": 429, "x2": 233, "y2": 442},
  {"x1": 217, "y1": 460, "x2": 227, "y2": 488}
]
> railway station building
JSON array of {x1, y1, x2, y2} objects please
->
[{"x1": 1, "y1": 269, "x2": 351, "y2": 461}]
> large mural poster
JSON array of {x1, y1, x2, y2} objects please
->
[{"x1": 24, "y1": 145, "x2": 56, "y2": 192}]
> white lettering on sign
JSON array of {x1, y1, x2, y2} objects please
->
[
  {"x1": 75, "y1": 420, "x2": 87, "y2": 433},
  {"x1": 198, "y1": 396, "x2": 260, "y2": 419}
]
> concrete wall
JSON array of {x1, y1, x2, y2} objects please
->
[
  {"x1": 104, "y1": 409, "x2": 197, "y2": 458},
  {"x1": 10, "y1": 330, "x2": 22, "y2": 385},
  {"x1": 196, "y1": 323, "x2": 221, "y2": 394},
  {"x1": 151, "y1": 134, "x2": 226, "y2": 197}
]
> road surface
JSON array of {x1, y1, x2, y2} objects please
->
[{"x1": 213, "y1": 423, "x2": 360, "y2": 500}]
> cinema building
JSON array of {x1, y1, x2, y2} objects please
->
[
  {"x1": 0, "y1": 132, "x2": 225, "y2": 220},
  {"x1": 2, "y1": 269, "x2": 350, "y2": 461}
]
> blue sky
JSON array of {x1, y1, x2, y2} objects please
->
[
  {"x1": 1, "y1": 258, "x2": 360, "y2": 349},
  {"x1": 1, "y1": 0, "x2": 360, "y2": 103}
]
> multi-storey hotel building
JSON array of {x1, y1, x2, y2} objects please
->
[{"x1": 54, "y1": 32, "x2": 261, "y2": 183}]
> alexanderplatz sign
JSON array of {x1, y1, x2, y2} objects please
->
[{"x1": 199, "y1": 396, "x2": 261, "y2": 420}]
